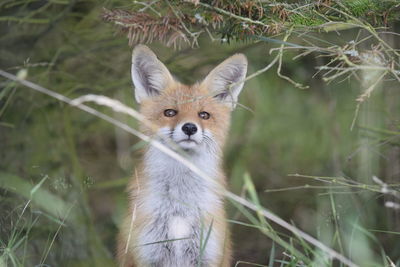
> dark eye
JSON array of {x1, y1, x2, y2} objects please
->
[
  {"x1": 164, "y1": 109, "x2": 177, "y2": 117},
  {"x1": 198, "y1": 111, "x2": 210, "y2": 120}
]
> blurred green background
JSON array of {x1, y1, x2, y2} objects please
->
[{"x1": 1, "y1": 1, "x2": 400, "y2": 266}]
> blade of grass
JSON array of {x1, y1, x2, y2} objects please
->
[
  {"x1": 268, "y1": 242, "x2": 275, "y2": 267},
  {"x1": 198, "y1": 219, "x2": 214, "y2": 267},
  {"x1": 0, "y1": 172, "x2": 78, "y2": 223}
]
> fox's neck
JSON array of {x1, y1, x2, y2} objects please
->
[
  {"x1": 142, "y1": 145, "x2": 223, "y2": 210},
  {"x1": 144, "y1": 144, "x2": 221, "y2": 183}
]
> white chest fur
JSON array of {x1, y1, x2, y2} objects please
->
[{"x1": 136, "y1": 145, "x2": 223, "y2": 266}]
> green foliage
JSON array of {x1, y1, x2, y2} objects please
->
[
  {"x1": 103, "y1": 0, "x2": 400, "y2": 45},
  {"x1": 0, "y1": 172, "x2": 78, "y2": 224},
  {"x1": 289, "y1": 13, "x2": 325, "y2": 26},
  {"x1": 344, "y1": 0, "x2": 379, "y2": 16},
  {"x1": 1, "y1": 0, "x2": 400, "y2": 267},
  {"x1": 343, "y1": 0, "x2": 399, "y2": 17}
]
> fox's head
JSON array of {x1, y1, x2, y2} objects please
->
[{"x1": 131, "y1": 45, "x2": 247, "y2": 154}]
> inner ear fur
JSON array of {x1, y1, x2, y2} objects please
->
[
  {"x1": 201, "y1": 54, "x2": 248, "y2": 109},
  {"x1": 131, "y1": 45, "x2": 173, "y2": 103}
]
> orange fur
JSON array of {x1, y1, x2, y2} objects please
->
[{"x1": 140, "y1": 84, "x2": 231, "y2": 144}]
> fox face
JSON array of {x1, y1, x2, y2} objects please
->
[{"x1": 131, "y1": 45, "x2": 247, "y2": 153}]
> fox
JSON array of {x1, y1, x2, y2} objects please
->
[{"x1": 117, "y1": 45, "x2": 248, "y2": 267}]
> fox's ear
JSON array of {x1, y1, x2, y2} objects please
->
[
  {"x1": 202, "y1": 54, "x2": 247, "y2": 109},
  {"x1": 131, "y1": 45, "x2": 173, "y2": 103}
]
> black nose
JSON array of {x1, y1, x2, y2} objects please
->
[{"x1": 182, "y1": 123, "x2": 197, "y2": 136}]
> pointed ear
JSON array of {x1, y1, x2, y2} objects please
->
[
  {"x1": 202, "y1": 54, "x2": 247, "y2": 109},
  {"x1": 131, "y1": 45, "x2": 173, "y2": 103}
]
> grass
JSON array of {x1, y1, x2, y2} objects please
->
[{"x1": 1, "y1": 1, "x2": 400, "y2": 266}]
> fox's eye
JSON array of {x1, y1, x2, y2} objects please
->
[
  {"x1": 164, "y1": 109, "x2": 178, "y2": 117},
  {"x1": 198, "y1": 111, "x2": 210, "y2": 120}
]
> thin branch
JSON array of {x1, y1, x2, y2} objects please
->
[{"x1": 198, "y1": 2, "x2": 268, "y2": 28}]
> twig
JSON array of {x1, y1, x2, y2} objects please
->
[
  {"x1": 277, "y1": 27, "x2": 309, "y2": 89},
  {"x1": 350, "y1": 71, "x2": 387, "y2": 131},
  {"x1": 372, "y1": 176, "x2": 400, "y2": 199},
  {"x1": 198, "y1": 2, "x2": 268, "y2": 28}
]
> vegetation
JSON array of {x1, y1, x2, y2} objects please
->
[{"x1": 1, "y1": 0, "x2": 400, "y2": 266}]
